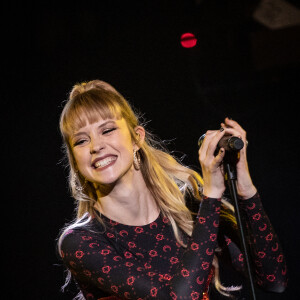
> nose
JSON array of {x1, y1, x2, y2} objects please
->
[{"x1": 89, "y1": 136, "x2": 105, "y2": 154}]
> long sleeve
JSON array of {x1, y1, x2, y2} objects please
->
[
  {"x1": 170, "y1": 197, "x2": 221, "y2": 298},
  {"x1": 60, "y1": 197, "x2": 222, "y2": 299},
  {"x1": 239, "y1": 193, "x2": 288, "y2": 292},
  {"x1": 217, "y1": 193, "x2": 288, "y2": 294}
]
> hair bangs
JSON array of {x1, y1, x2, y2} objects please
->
[{"x1": 61, "y1": 91, "x2": 122, "y2": 139}]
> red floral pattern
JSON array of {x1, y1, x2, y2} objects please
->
[{"x1": 60, "y1": 194, "x2": 287, "y2": 299}]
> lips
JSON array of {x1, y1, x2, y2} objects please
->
[{"x1": 92, "y1": 155, "x2": 117, "y2": 169}]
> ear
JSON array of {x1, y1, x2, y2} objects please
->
[{"x1": 133, "y1": 126, "x2": 145, "y2": 150}]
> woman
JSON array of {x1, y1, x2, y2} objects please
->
[{"x1": 57, "y1": 80, "x2": 287, "y2": 299}]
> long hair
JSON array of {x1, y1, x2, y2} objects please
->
[{"x1": 57, "y1": 80, "x2": 240, "y2": 298}]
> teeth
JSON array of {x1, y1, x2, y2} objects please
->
[{"x1": 94, "y1": 156, "x2": 116, "y2": 168}]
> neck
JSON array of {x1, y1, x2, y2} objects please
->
[{"x1": 95, "y1": 168, "x2": 159, "y2": 226}]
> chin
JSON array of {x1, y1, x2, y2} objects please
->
[
  {"x1": 96, "y1": 172, "x2": 125, "y2": 185},
  {"x1": 92, "y1": 165, "x2": 134, "y2": 186}
]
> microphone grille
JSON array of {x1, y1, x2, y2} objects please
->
[{"x1": 228, "y1": 137, "x2": 244, "y2": 151}]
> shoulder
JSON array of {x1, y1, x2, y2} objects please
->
[
  {"x1": 60, "y1": 227, "x2": 90, "y2": 251},
  {"x1": 59, "y1": 217, "x2": 107, "y2": 257}
]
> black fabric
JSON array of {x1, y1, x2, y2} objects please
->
[{"x1": 60, "y1": 194, "x2": 287, "y2": 299}]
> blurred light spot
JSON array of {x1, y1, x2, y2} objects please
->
[{"x1": 180, "y1": 33, "x2": 197, "y2": 48}]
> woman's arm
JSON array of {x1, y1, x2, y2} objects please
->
[
  {"x1": 239, "y1": 193, "x2": 288, "y2": 292},
  {"x1": 218, "y1": 193, "x2": 288, "y2": 293}
]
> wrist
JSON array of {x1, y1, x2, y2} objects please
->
[
  {"x1": 203, "y1": 187, "x2": 224, "y2": 199},
  {"x1": 238, "y1": 185, "x2": 257, "y2": 200}
]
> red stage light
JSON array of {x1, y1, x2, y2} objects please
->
[{"x1": 180, "y1": 33, "x2": 197, "y2": 48}]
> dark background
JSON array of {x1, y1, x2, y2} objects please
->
[{"x1": 5, "y1": 0, "x2": 299, "y2": 299}]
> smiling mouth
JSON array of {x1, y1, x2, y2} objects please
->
[{"x1": 94, "y1": 156, "x2": 117, "y2": 169}]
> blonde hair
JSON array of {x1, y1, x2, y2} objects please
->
[{"x1": 57, "y1": 80, "x2": 240, "y2": 298}]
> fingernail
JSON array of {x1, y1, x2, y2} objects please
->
[{"x1": 220, "y1": 127, "x2": 224, "y2": 132}]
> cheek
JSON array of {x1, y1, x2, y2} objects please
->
[
  {"x1": 115, "y1": 133, "x2": 134, "y2": 156},
  {"x1": 119, "y1": 143, "x2": 134, "y2": 163},
  {"x1": 73, "y1": 150, "x2": 89, "y2": 169}
]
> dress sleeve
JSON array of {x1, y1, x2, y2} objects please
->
[
  {"x1": 60, "y1": 197, "x2": 222, "y2": 299},
  {"x1": 219, "y1": 193, "x2": 288, "y2": 293}
]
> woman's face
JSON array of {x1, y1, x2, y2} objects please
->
[{"x1": 70, "y1": 117, "x2": 140, "y2": 187}]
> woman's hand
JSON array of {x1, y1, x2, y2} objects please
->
[
  {"x1": 198, "y1": 128, "x2": 227, "y2": 198},
  {"x1": 199, "y1": 118, "x2": 257, "y2": 200},
  {"x1": 221, "y1": 118, "x2": 257, "y2": 199}
]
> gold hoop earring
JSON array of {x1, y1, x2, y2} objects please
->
[
  {"x1": 72, "y1": 171, "x2": 85, "y2": 192},
  {"x1": 133, "y1": 149, "x2": 141, "y2": 170}
]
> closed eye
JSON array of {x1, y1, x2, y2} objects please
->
[
  {"x1": 73, "y1": 139, "x2": 87, "y2": 146},
  {"x1": 103, "y1": 128, "x2": 117, "y2": 134}
]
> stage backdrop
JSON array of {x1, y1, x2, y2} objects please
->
[{"x1": 5, "y1": 1, "x2": 299, "y2": 299}]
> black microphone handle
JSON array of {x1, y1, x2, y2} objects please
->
[
  {"x1": 198, "y1": 134, "x2": 244, "y2": 152},
  {"x1": 218, "y1": 136, "x2": 244, "y2": 152}
]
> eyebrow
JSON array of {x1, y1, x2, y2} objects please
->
[{"x1": 72, "y1": 120, "x2": 117, "y2": 138}]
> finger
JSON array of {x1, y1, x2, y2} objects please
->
[
  {"x1": 214, "y1": 147, "x2": 225, "y2": 165},
  {"x1": 224, "y1": 118, "x2": 245, "y2": 133},
  {"x1": 221, "y1": 129, "x2": 248, "y2": 155},
  {"x1": 206, "y1": 128, "x2": 226, "y2": 157},
  {"x1": 221, "y1": 121, "x2": 242, "y2": 132},
  {"x1": 221, "y1": 122, "x2": 247, "y2": 139},
  {"x1": 222, "y1": 127, "x2": 245, "y2": 139},
  {"x1": 198, "y1": 130, "x2": 219, "y2": 159}
]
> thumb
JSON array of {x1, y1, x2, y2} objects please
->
[{"x1": 214, "y1": 148, "x2": 225, "y2": 165}]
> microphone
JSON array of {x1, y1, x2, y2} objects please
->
[{"x1": 198, "y1": 134, "x2": 244, "y2": 154}]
